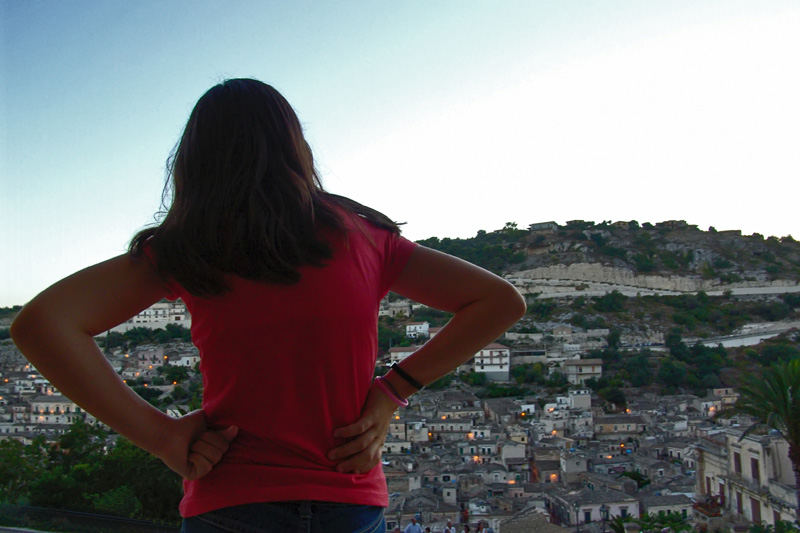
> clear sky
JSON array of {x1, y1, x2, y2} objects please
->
[{"x1": 2, "y1": 0, "x2": 799, "y2": 307}]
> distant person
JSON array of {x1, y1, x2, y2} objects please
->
[
  {"x1": 444, "y1": 519, "x2": 457, "y2": 533},
  {"x1": 405, "y1": 517, "x2": 423, "y2": 533},
  {"x1": 10, "y1": 78, "x2": 525, "y2": 532},
  {"x1": 476, "y1": 521, "x2": 493, "y2": 533}
]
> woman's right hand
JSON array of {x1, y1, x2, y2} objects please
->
[{"x1": 156, "y1": 410, "x2": 239, "y2": 480}]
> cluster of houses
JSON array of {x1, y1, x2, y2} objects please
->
[
  {"x1": 1, "y1": 302, "x2": 797, "y2": 532},
  {"x1": 375, "y1": 321, "x2": 796, "y2": 531},
  {"x1": 376, "y1": 379, "x2": 796, "y2": 532},
  {"x1": 0, "y1": 341, "x2": 198, "y2": 439},
  {"x1": 393, "y1": 322, "x2": 603, "y2": 386}
]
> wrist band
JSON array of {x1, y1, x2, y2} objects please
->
[
  {"x1": 380, "y1": 373, "x2": 403, "y2": 398},
  {"x1": 374, "y1": 376, "x2": 409, "y2": 407},
  {"x1": 390, "y1": 362, "x2": 423, "y2": 390}
]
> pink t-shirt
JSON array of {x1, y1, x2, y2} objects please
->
[{"x1": 150, "y1": 214, "x2": 416, "y2": 517}]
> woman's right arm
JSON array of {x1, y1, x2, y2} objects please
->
[
  {"x1": 11, "y1": 254, "x2": 237, "y2": 479},
  {"x1": 329, "y1": 245, "x2": 526, "y2": 472}
]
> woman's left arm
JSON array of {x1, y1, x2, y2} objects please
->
[{"x1": 11, "y1": 253, "x2": 237, "y2": 479}]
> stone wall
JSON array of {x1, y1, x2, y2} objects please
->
[{"x1": 510, "y1": 262, "x2": 799, "y2": 294}]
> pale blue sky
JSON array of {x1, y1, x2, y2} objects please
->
[{"x1": 2, "y1": 0, "x2": 799, "y2": 307}]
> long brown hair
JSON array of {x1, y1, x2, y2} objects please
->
[{"x1": 130, "y1": 78, "x2": 398, "y2": 296}]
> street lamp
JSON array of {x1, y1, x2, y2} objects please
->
[
  {"x1": 600, "y1": 504, "x2": 609, "y2": 533},
  {"x1": 573, "y1": 501, "x2": 580, "y2": 533}
]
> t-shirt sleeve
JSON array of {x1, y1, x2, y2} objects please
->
[
  {"x1": 141, "y1": 241, "x2": 181, "y2": 301},
  {"x1": 379, "y1": 230, "x2": 417, "y2": 296}
]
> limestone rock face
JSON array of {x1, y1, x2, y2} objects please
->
[{"x1": 511, "y1": 262, "x2": 799, "y2": 294}]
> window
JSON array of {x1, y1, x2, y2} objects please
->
[
  {"x1": 750, "y1": 458, "x2": 760, "y2": 484},
  {"x1": 620, "y1": 508, "x2": 628, "y2": 518},
  {"x1": 584, "y1": 511, "x2": 592, "y2": 523},
  {"x1": 750, "y1": 497, "x2": 761, "y2": 523},
  {"x1": 733, "y1": 452, "x2": 742, "y2": 474},
  {"x1": 736, "y1": 492, "x2": 743, "y2": 515}
]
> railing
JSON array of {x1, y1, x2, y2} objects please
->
[
  {"x1": 724, "y1": 472, "x2": 770, "y2": 496},
  {"x1": 0, "y1": 504, "x2": 179, "y2": 532},
  {"x1": 693, "y1": 497, "x2": 722, "y2": 517}
]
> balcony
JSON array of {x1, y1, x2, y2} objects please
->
[
  {"x1": 724, "y1": 472, "x2": 769, "y2": 497},
  {"x1": 693, "y1": 496, "x2": 722, "y2": 518}
]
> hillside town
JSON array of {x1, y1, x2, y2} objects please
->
[{"x1": 2, "y1": 293, "x2": 798, "y2": 533}]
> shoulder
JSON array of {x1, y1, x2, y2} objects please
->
[{"x1": 336, "y1": 208, "x2": 415, "y2": 255}]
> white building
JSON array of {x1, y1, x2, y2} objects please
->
[
  {"x1": 172, "y1": 355, "x2": 200, "y2": 367},
  {"x1": 378, "y1": 299, "x2": 414, "y2": 318},
  {"x1": 473, "y1": 343, "x2": 511, "y2": 381},
  {"x1": 29, "y1": 394, "x2": 83, "y2": 425},
  {"x1": 568, "y1": 389, "x2": 592, "y2": 410},
  {"x1": 561, "y1": 358, "x2": 602, "y2": 385},
  {"x1": 405, "y1": 321, "x2": 430, "y2": 339},
  {"x1": 112, "y1": 300, "x2": 190, "y2": 332},
  {"x1": 386, "y1": 346, "x2": 419, "y2": 364}
]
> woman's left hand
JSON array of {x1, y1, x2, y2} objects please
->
[{"x1": 328, "y1": 382, "x2": 397, "y2": 474}]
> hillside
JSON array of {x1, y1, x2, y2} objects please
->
[
  {"x1": 405, "y1": 220, "x2": 800, "y2": 399},
  {"x1": 417, "y1": 219, "x2": 800, "y2": 283},
  {"x1": 414, "y1": 219, "x2": 800, "y2": 338}
]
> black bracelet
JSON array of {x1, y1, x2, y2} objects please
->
[{"x1": 390, "y1": 362, "x2": 423, "y2": 390}]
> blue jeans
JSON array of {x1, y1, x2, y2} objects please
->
[{"x1": 180, "y1": 501, "x2": 386, "y2": 533}]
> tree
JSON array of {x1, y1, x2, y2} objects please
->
[
  {"x1": 53, "y1": 419, "x2": 107, "y2": 470},
  {"x1": 665, "y1": 327, "x2": 689, "y2": 360},
  {"x1": 658, "y1": 358, "x2": 688, "y2": 389},
  {"x1": 462, "y1": 371, "x2": 488, "y2": 387},
  {"x1": 94, "y1": 438, "x2": 182, "y2": 521},
  {"x1": 737, "y1": 359, "x2": 800, "y2": 522},
  {"x1": 750, "y1": 521, "x2": 800, "y2": 533},
  {"x1": 606, "y1": 329, "x2": 621, "y2": 350},
  {"x1": 87, "y1": 485, "x2": 142, "y2": 518},
  {"x1": 159, "y1": 364, "x2": 190, "y2": 383},
  {"x1": 599, "y1": 386, "x2": 626, "y2": 408},
  {"x1": 593, "y1": 291, "x2": 626, "y2": 313},
  {"x1": 511, "y1": 363, "x2": 545, "y2": 385},
  {"x1": 0, "y1": 439, "x2": 34, "y2": 502},
  {"x1": 608, "y1": 511, "x2": 692, "y2": 533},
  {"x1": 628, "y1": 351, "x2": 653, "y2": 387}
]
